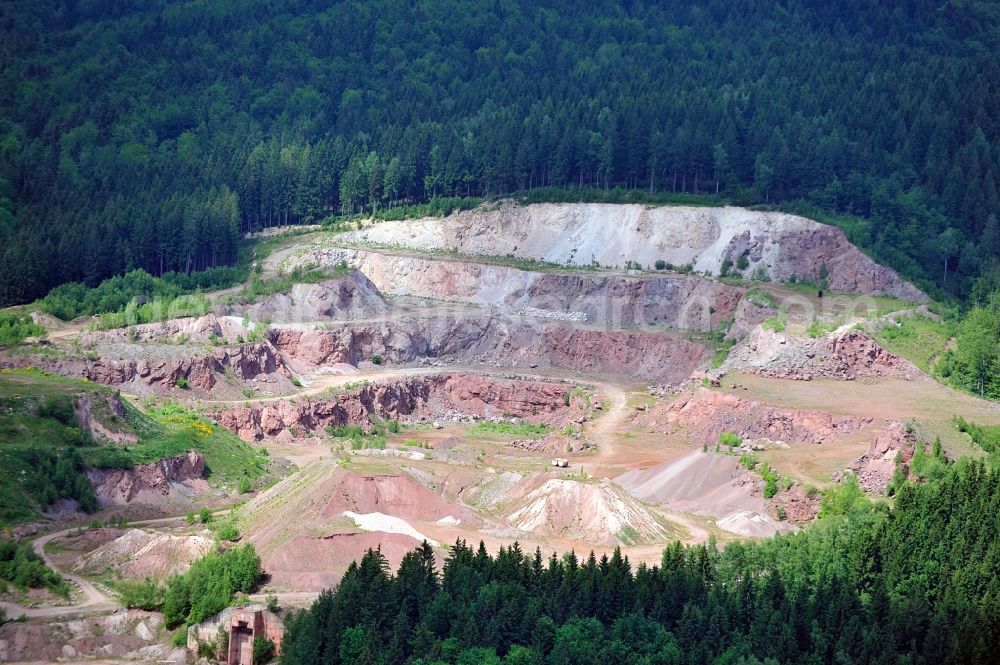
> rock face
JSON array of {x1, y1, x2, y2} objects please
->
[
  {"x1": 723, "y1": 328, "x2": 922, "y2": 381},
  {"x1": 337, "y1": 202, "x2": 926, "y2": 301},
  {"x1": 87, "y1": 451, "x2": 208, "y2": 505},
  {"x1": 287, "y1": 247, "x2": 744, "y2": 330},
  {"x1": 0, "y1": 609, "x2": 164, "y2": 663},
  {"x1": 641, "y1": 388, "x2": 875, "y2": 445},
  {"x1": 271, "y1": 318, "x2": 706, "y2": 383},
  {"x1": 80, "y1": 314, "x2": 250, "y2": 345},
  {"x1": 847, "y1": 421, "x2": 915, "y2": 495},
  {"x1": 223, "y1": 271, "x2": 389, "y2": 322},
  {"x1": 215, "y1": 374, "x2": 575, "y2": 441},
  {"x1": 2, "y1": 342, "x2": 287, "y2": 392},
  {"x1": 74, "y1": 393, "x2": 138, "y2": 444}
]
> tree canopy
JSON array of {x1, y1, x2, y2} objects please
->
[
  {"x1": 2, "y1": 0, "x2": 999, "y2": 303},
  {"x1": 280, "y1": 461, "x2": 1000, "y2": 664}
]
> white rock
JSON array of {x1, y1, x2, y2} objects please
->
[
  {"x1": 62, "y1": 645, "x2": 78, "y2": 659},
  {"x1": 135, "y1": 620, "x2": 155, "y2": 641}
]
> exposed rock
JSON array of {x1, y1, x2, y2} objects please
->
[
  {"x1": 222, "y1": 271, "x2": 388, "y2": 322},
  {"x1": 847, "y1": 421, "x2": 915, "y2": 495},
  {"x1": 0, "y1": 341, "x2": 288, "y2": 393},
  {"x1": 723, "y1": 328, "x2": 922, "y2": 381},
  {"x1": 639, "y1": 388, "x2": 875, "y2": 445},
  {"x1": 771, "y1": 484, "x2": 821, "y2": 524},
  {"x1": 286, "y1": 248, "x2": 744, "y2": 331},
  {"x1": 271, "y1": 317, "x2": 707, "y2": 384},
  {"x1": 73, "y1": 393, "x2": 138, "y2": 444},
  {"x1": 87, "y1": 451, "x2": 208, "y2": 505},
  {"x1": 335, "y1": 202, "x2": 926, "y2": 300},
  {"x1": 214, "y1": 374, "x2": 577, "y2": 442},
  {"x1": 0, "y1": 609, "x2": 161, "y2": 663}
]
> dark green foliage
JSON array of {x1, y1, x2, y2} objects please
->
[
  {"x1": 954, "y1": 416, "x2": 1000, "y2": 455},
  {"x1": 281, "y1": 462, "x2": 1000, "y2": 664},
  {"x1": 0, "y1": 313, "x2": 44, "y2": 346},
  {"x1": 41, "y1": 268, "x2": 245, "y2": 322},
  {"x1": 2, "y1": 2, "x2": 1000, "y2": 304},
  {"x1": 253, "y1": 637, "x2": 276, "y2": 665},
  {"x1": 215, "y1": 521, "x2": 240, "y2": 542},
  {"x1": 163, "y1": 544, "x2": 263, "y2": 628},
  {"x1": 0, "y1": 539, "x2": 69, "y2": 597}
]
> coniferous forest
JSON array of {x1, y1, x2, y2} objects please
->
[
  {"x1": 2, "y1": 0, "x2": 1000, "y2": 304},
  {"x1": 279, "y1": 461, "x2": 1000, "y2": 665}
]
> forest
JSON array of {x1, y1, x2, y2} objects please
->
[
  {"x1": 2, "y1": 0, "x2": 1000, "y2": 304},
  {"x1": 279, "y1": 461, "x2": 1000, "y2": 665}
]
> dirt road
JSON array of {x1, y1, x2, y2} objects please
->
[{"x1": 0, "y1": 528, "x2": 116, "y2": 619}]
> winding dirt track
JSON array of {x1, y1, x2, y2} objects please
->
[{"x1": 0, "y1": 528, "x2": 116, "y2": 619}]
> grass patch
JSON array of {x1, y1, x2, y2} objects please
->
[
  {"x1": 806, "y1": 318, "x2": 838, "y2": 338},
  {"x1": 241, "y1": 262, "x2": 349, "y2": 301},
  {"x1": 0, "y1": 369, "x2": 272, "y2": 525},
  {"x1": 468, "y1": 420, "x2": 552, "y2": 438},
  {"x1": 83, "y1": 403, "x2": 271, "y2": 490},
  {"x1": 872, "y1": 313, "x2": 951, "y2": 375}
]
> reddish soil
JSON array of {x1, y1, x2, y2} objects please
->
[
  {"x1": 319, "y1": 473, "x2": 480, "y2": 524},
  {"x1": 639, "y1": 388, "x2": 876, "y2": 446}
]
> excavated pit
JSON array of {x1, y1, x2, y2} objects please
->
[{"x1": 334, "y1": 202, "x2": 926, "y2": 301}]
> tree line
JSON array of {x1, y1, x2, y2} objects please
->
[
  {"x1": 1, "y1": 0, "x2": 999, "y2": 304},
  {"x1": 279, "y1": 460, "x2": 1000, "y2": 664}
]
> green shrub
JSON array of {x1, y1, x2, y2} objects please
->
[
  {"x1": 175, "y1": 378, "x2": 189, "y2": 389},
  {"x1": 0, "y1": 313, "x2": 45, "y2": 346},
  {"x1": 719, "y1": 432, "x2": 743, "y2": 447},
  {"x1": 469, "y1": 420, "x2": 552, "y2": 437},
  {"x1": 0, "y1": 539, "x2": 69, "y2": 596},
  {"x1": 253, "y1": 636, "x2": 276, "y2": 665},
  {"x1": 818, "y1": 475, "x2": 870, "y2": 518},
  {"x1": 371, "y1": 354, "x2": 382, "y2": 365},
  {"x1": 215, "y1": 522, "x2": 240, "y2": 542},
  {"x1": 199, "y1": 507, "x2": 213, "y2": 524},
  {"x1": 163, "y1": 544, "x2": 263, "y2": 628},
  {"x1": 117, "y1": 578, "x2": 166, "y2": 610}
]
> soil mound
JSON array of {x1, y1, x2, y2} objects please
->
[
  {"x1": 723, "y1": 328, "x2": 922, "y2": 381},
  {"x1": 340, "y1": 202, "x2": 925, "y2": 300},
  {"x1": 73, "y1": 529, "x2": 213, "y2": 579},
  {"x1": 505, "y1": 478, "x2": 668, "y2": 544},
  {"x1": 616, "y1": 451, "x2": 794, "y2": 537},
  {"x1": 640, "y1": 388, "x2": 874, "y2": 445},
  {"x1": 224, "y1": 271, "x2": 388, "y2": 323}
]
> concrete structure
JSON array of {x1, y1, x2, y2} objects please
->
[{"x1": 187, "y1": 604, "x2": 284, "y2": 664}]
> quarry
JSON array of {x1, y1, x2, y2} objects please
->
[{"x1": 2, "y1": 202, "x2": 998, "y2": 662}]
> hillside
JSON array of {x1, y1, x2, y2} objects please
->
[
  {"x1": 0, "y1": 368, "x2": 272, "y2": 525},
  {"x1": 2, "y1": 0, "x2": 1000, "y2": 304}
]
